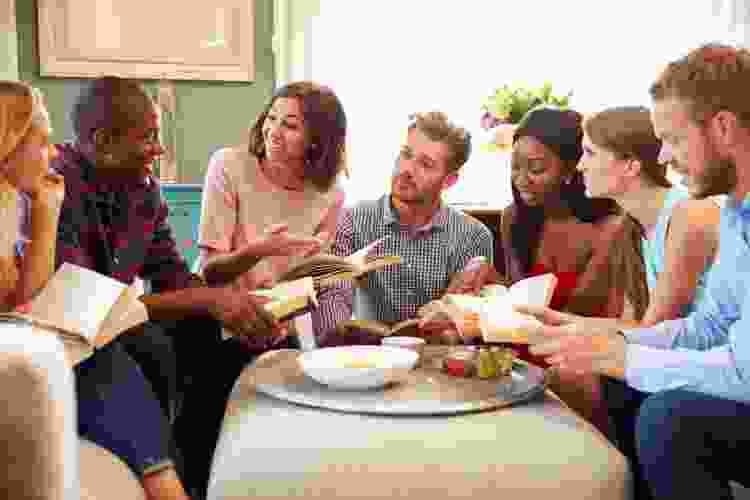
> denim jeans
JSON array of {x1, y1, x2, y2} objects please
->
[
  {"x1": 75, "y1": 341, "x2": 173, "y2": 478},
  {"x1": 637, "y1": 388, "x2": 750, "y2": 500}
]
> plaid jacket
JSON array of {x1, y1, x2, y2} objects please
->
[{"x1": 20, "y1": 143, "x2": 193, "y2": 292}]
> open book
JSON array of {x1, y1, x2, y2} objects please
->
[
  {"x1": 0, "y1": 263, "x2": 149, "y2": 365},
  {"x1": 249, "y1": 276, "x2": 318, "y2": 322},
  {"x1": 418, "y1": 273, "x2": 558, "y2": 344},
  {"x1": 335, "y1": 318, "x2": 421, "y2": 338},
  {"x1": 278, "y1": 237, "x2": 402, "y2": 288}
]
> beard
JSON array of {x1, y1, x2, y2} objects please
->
[{"x1": 689, "y1": 145, "x2": 737, "y2": 199}]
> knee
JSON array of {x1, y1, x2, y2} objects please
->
[{"x1": 635, "y1": 389, "x2": 695, "y2": 461}]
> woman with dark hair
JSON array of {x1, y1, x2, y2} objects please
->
[
  {"x1": 184, "y1": 81, "x2": 348, "y2": 496},
  {"x1": 198, "y1": 80, "x2": 348, "y2": 348},
  {"x1": 499, "y1": 106, "x2": 624, "y2": 434}
]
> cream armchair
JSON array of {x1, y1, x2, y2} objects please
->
[{"x1": 0, "y1": 323, "x2": 145, "y2": 500}]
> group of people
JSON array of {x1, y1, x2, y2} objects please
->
[{"x1": 0, "y1": 42, "x2": 747, "y2": 500}]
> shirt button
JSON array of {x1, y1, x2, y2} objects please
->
[{"x1": 113, "y1": 257, "x2": 120, "y2": 265}]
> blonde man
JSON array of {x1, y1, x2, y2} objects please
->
[{"x1": 313, "y1": 111, "x2": 494, "y2": 346}]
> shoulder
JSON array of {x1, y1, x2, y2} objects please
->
[
  {"x1": 50, "y1": 143, "x2": 84, "y2": 180},
  {"x1": 208, "y1": 147, "x2": 256, "y2": 174},
  {"x1": 206, "y1": 147, "x2": 258, "y2": 187},
  {"x1": 445, "y1": 207, "x2": 492, "y2": 240},
  {"x1": 348, "y1": 196, "x2": 383, "y2": 219},
  {"x1": 669, "y1": 197, "x2": 721, "y2": 244}
]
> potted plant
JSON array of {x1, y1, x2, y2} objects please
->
[{"x1": 480, "y1": 82, "x2": 573, "y2": 152}]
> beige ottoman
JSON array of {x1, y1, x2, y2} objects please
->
[{"x1": 208, "y1": 348, "x2": 631, "y2": 500}]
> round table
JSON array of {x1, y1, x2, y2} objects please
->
[{"x1": 208, "y1": 346, "x2": 631, "y2": 500}]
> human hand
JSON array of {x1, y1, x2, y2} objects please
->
[
  {"x1": 22, "y1": 173, "x2": 65, "y2": 214},
  {"x1": 261, "y1": 223, "x2": 324, "y2": 258},
  {"x1": 445, "y1": 256, "x2": 498, "y2": 296},
  {"x1": 418, "y1": 308, "x2": 481, "y2": 345},
  {"x1": 210, "y1": 286, "x2": 287, "y2": 340},
  {"x1": 513, "y1": 304, "x2": 627, "y2": 378}
]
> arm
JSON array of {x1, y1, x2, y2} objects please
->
[
  {"x1": 311, "y1": 208, "x2": 355, "y2": 346},
  {"x1": 443, "y1": 221, "x2": 495, "y2": 295},
  {"x1": 11, "y1": 174, "x2": 65, "y2": 307},
  {"x1": 624, "y1": 313, "x2": 750, "y2": 401},
  {"x1": 140, "y1": 194, "x2": 194, "y2": 294},
  {"x1": 198, "y1": 152, "x2": 331, "y2": 286},
  {"x1": 641, "y1": 199, "x2": 720, "y2": 325}
]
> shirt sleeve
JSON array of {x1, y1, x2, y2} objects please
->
[
  {"x1": 140, "y1": 192, "x2": 192, "y2": 293},
  {"x1": 311, "y1": 208, "x2": 355, "y2": 346},
  {"x1": 623, "y1": 281, "x2": 750, "y2": 400},
  {"x1": 198, "y1": 149, "x2": 238, "y2": 257}
]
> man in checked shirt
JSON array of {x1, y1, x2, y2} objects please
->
[{"x1": 312, "y1": 111, "x2": 495, "y2": 346}]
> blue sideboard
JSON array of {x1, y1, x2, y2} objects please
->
[{"x1": 162, "y1": 184, "x2": 203, "y2": 271}]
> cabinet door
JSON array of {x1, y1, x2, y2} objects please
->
[
  {"x1": 37, "y1": 0, "x2": 254, "y2": 81},
  {"x1": 167, "y1": 202, "x2": 199, "y2": 271}
]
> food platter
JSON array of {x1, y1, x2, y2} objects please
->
[{"x1": 251, "y1": 346, "x2": 547, "y2": 416}]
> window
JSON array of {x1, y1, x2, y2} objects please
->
[{"x1": 309, "y1": 0, "x2": 745, "y2": 206}]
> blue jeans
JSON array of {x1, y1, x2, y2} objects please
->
[
  {"x1": 75, "y1": 342, "x2": 173, "y2": 478},
  {"x1": 637, "y1": 389, "x2": 750, "y2": 499}
]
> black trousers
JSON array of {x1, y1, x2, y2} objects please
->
[{"x1": 175, "y1": 333, "x2": 300, "y2": 499}]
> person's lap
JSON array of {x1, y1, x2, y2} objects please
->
[
  {"x1": 74, "y1": 341, "x2": 173, "y2": 480},
  {"x1": 175, "y1": 333, "x2": 300, "y2": 499},
  {"x1": 636, "y1": 388, "x2": 750, "y2": 500}
]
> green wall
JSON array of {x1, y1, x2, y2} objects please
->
[{"x1": 15, "y1": 0, "x2": 276, "y2": 184}]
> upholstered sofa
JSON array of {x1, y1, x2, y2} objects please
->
[{"x1": 0, "y1": 325, "x2": 145, "y2": 500}]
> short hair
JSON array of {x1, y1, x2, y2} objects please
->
[
  {"x1": 248, "y1": 81, "x2": 347, "y2": 193},
  {"x1": 408, "y1": 111, "x2": 471, "y2": 172},
  {"x1": 72, "y1": 76, "x2": 154, "y2": 143},
  {"x1": 649, "y1": 43, "x2": 750, "y2": 128}
]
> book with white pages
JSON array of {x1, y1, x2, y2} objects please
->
[
  {"x1": 249, "y1": 276, "x2": 318, "y2": 322},
  {"x1": 0, "y1": 263, "x2": 149, "y2": 365},
  {"x1": 418, "y1": 273, "x2": 558, "y2": 343},
  {"x1": 278, "y1": 236, "x2": 402, "y2": 288}
]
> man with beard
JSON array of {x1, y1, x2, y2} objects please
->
[
  {"x1": 312, "y1": 111, "x2": 494, "y2": 346},
  {"x1": 516, "y1": 44, "x2": 750, "y2": 500}
]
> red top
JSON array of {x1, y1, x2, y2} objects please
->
[{"x1": 514, "y1": 264, "x2": 580, "y2": 368}]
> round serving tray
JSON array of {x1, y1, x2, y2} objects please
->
[{"x1": 250, "y1": 346, "x2": 547, "y2": 416}]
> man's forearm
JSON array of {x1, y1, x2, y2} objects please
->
[{"x1": 139, "y1": 286, "x2": 218, "y2": 321}]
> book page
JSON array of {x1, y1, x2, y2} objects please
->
[
  {"x1": 345, "y1": 236, "x2": 390, "y2": 268},
  {"x1": 26, "y1": 263, "x2": 127, "y2": 344},
  {"x1": 251, "y1": 277, "x2": 317, "y2": 308},
  {"x1": 506, "y1": 273, "x2": 557, "y2": 308},
  {"x1": 94, "y1": 282, "x2": 150, "y2": 348}
]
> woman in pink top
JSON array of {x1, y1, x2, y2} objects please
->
[
  {"x1": 197, "y1": 81, "x2": 347, "y2": 350},
  {"x1": 184, "y1": 81, "x2": 348, "y2": 497}
]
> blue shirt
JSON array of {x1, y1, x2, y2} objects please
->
[{"x1": 624, "y1": 194, "x2": 750, "y2": 401}]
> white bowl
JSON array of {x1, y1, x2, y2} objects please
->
[{"x1": 298, "y1": 345, "x2": 419, "y2": 390}]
